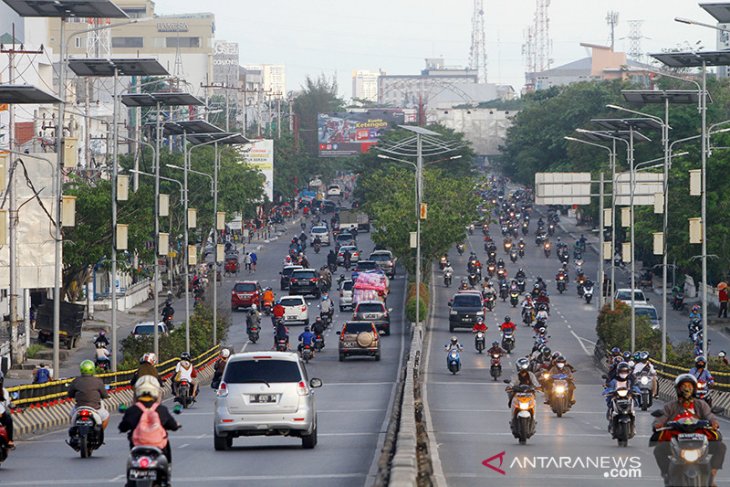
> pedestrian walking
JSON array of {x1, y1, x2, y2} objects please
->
[
  {"x1": 718, "y1": 282, "x2": 729, "y2": 318},
  {"x1": 244, "y1": 252, "x2": 252, "y2": 273},
  {"x1": 250, "y1": 251, "x2": 258, "y2": 273}
]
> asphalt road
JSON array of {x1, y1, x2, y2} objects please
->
[
  {"x1": 422, "y1": 213, "x2": 730, "y2": 487},
  {"x1": 3, "y1": 217, "x2": 406, "y2": 487}
]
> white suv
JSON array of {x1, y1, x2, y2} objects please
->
[
  {"x1": 614, "y1": 288, "x2": 649, "y2": 305},
  {"x1": 310, "y1": 225, "x2": 330, "y2": 246},
  {"x1": 279, "y1": 295, "x2": 309, "y2": 325},
  {"x1": 214, "y1": 352, "x2": 323, "y2": 450}
]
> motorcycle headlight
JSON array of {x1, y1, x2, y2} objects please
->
[
  {"x1": 680, "y1": 448, "x2": 703, "y2": 463},
  {"x1": 518, "y1": 401, "x2": 530, "y2": 410},
  {"x1": 640, "y1": 376, "x2": 649, "y2": 385},
  {"x1": 617, "y1": 389, "x2": 628, "y2": 398},
  {"x1": 542, "y1": 372, "x2": 550, "y2": 379},
  {"x1": 554, "y1": 385, "x2": 566, "y2": 394},
  {"x1": 450, "y1": 310, "x2": 458, "y2": 315}
]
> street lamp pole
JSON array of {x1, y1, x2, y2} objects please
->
[{"x1": 701, "y1": 60, "x2": 709, "y2": 357}]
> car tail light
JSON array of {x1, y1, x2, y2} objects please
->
[
  {"x1": 340, "y1": 330, "x2": 345, "y2": 341},
  {"x1": 301, "y1": 306, "x2": 307, "y2": 312},
  {"x1": 290, "y1": 278, "x2": 297, "y2": 283},
  {"x1": 217, "y1": 382, "x2": 229, "y2": 397},
  {"x1": 297, "y1": 381, "x2": 308, "y2": 396},
  {"x1": 311, "y1": 277, "x2": 318, "y2": 282}
]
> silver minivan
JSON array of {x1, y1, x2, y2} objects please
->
[{"x1": 214, "y1": 352, "x2": 322, "y2": 450}]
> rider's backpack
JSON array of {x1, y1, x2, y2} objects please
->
[{"x1": 132, "y1": 402, "x2": 167, "y2": 448}]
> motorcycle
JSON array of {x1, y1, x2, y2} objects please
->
[
  {"x1": 556, "y1": 276, "x2": 566, "y2": 294},
  {"x1": 543, "y1": 242, "x2": 551, "y2": 258},
  {"x1": 301, "y1": 344, "x2": 314, "y2": 364},
  {"x1": 605, "y1": 386, "x2": 636, "y2": 447},
  {"x1": 509, "y1": 249, "x2": 518, "y2": 263},
  {"x1": 67, "y1": 406, "x2": 104, "y2": 458},
  {"x1": 501, "y1": 329, "x2": 515, "y2": 354},
  {"x1": 522, "y1": 221, "x2": 529, "y2": 235},
  {"x1": 444, "y1": 270, "x2": 453, "y2": 287},
  {"x1": 583, "y1": 284, "x2": 594, "y2": 304},
  {"x1": 522, "y1": 308, "x2": 534, "y2": 326},
  {"x1": 504, "y1": 241, "x2": 513, "y2": 253},
  {"x1": 175, "y1": 379, "x2": 194, "y2": 409},
  {"x1": 499, "y1": 284, "x2": 509, "y2": 302},
  {"x1": 0, "y1": 403, "x2": 10, "y2": 467},
  {"x1": 548, "y1": 373, "x2": 572, "y2": 418},
  {"x1": 487, "y1": 263, "x2": 496, "y2": 277},
  {"x1": 509, "y1": 290, "x2": 520, "y2": 307},
  {"x1": 276, "y1": 338, "x2": 288, "y2": 352},
  {"x1": 547, "y1": 223, "x2": 555, "y2": 236},
  {"x1": 474, "y1": 331, "x2": 486, "y2": 353},
  {"x1": 696, "y1": 381, "x2": 712, "y2": 406},
  {"x1": 651, "y1": 414, "x2": 718, "y2": 487},
  {"x1": 507, "y1": 383, "x2": 537, "y2": 445},
  {"x1": 439, "y1": 256, "x2": 448, "y2": 270},
  {"x1": 468, "y1": 224, "x2": 474, "y2": 235},
  {"x1": 447, "y1": 348, "x2": 462, "y2": 374},
  {"x1": 456, "y1": 243, "x2": 465, "y2": 255},
  {"x1": 126, "y1": 445, "x2": 171, "y2": 487},
  {"x1": 637, "y1": 372, "x2": 654, "y2": 411},
  {"x1": 490, "y1": 353, "x2": 502, "y2": 380},
  {"x1": 484, "y1": 294, "x2": 496, "y2": 311},
  {"x1": 559, "y1": 250, "x2": 569, "y2": 266},
  {"x1": 313, "y1": 242, "x2": 321, "y2": 254},
  {"x1": 468, "y1": 272, "x2": 480, "y2": 288},
  {"x1": 314, "y1": 334, "x2": 325, "y2": 352},
  {"x1": 672, "y1": 292, "x2": 685, "y2": 311},
  {"x1": 248, "y1": 325, "x2": 260, "y2": 344}
]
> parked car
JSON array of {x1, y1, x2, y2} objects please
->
[
  {"x1": 279, "y1": 295, "x2": 309, "y2": 325},
  {"x1": 289, "y1": 269, "x2": 321, "y2": 298},
  {"x1": 338, "y1": 278, "x2": 354, "y2": 311},
  {"x1": 633, "y1": 304, "x2": 660, "y2": 330},
  {"x1": 353, "y1": 300, "x2": 392, "y2": 335},
  {"x1": 447, "y1": 291, "x2": 486, "y2": 332},
  {"x1": 231, "y1": 281, "x2": 262, "y2": 311},
  {"x1": 213, "y1": 351, "x2": 323, "y2": 450},
  {"x1": 337, "y1": 321, "x2": 381, "y2": 361},
  {"x1": 310, "y1": 226, "x2": 330, "y2": 246},
  {"x1": 369, "y1": 250, "x2": 396, "y2": 278},
  {"x1": 337, "y1": 245, "x2": 360, "y2": 266},
  {"x1": 327, "y1": 184, "x2": 342, "y2": 197},
  {"x1": 614, "y1": 288, "x2": 649, "y2": 305},
  {"x1": 131, "y1": 322, "x2": 169, "y2": 339},
  {"x1": 279, "y1": 265, "x2": 303, "y2": 291}
]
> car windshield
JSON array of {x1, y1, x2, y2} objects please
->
[
  {"x1": 344, "y1": 323, "x2": 373, "y2": 334},
  {"x1": 452, "y1": 295, "x2": 482, "y2": 307},
  {"x1": 293, "y1": 271, "x2": 317, "y2": 279},
  {"x1": 341, "y1": 281, "x2": 354, "y2": 291},
  {"x1": 337, "y1": 234, "x2": 353, "y2": 242},
  {"x1": 340, "y1": 246, "x2": 356, "y2": 253},
  {"x1": 357, "y1": 303, "x2": 385, "y2": 313},
  {"x1": 280, "y1": 297, "x2": 304, "y2": 307},
  {"x1": 357, "y1": 262, "x2": 378, "y2": 270},
  {"x1": 233, "y1": 283, "x2": 257, "y2": 292},
  {"x1": 617, "y1": 291, "x2": 645, "y2": 301},
  {"x1": 370, "y1": 253, "x2": 390, "y2": 262},
  {"x1": 134, "y1": 324, "x2": 160, "y2": 335},
  {"x1": 635, "y1": 308, "x2": 658, "y2": 320},
  {"x1": 224, "y1": 359, "x2": 301, "y2": 384},
  {"x1": 312, "y1": 227, "x2": 326, "y2": 234},
  {"x1": 282, "y1": 267, "x2": 300, "y2": 276}
]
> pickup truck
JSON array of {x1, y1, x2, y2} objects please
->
[{"x1": 36, "y1": 300, "x2": 85, "y2": 349}]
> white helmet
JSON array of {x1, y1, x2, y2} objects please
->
[
  {"x1": 221, "y1": 348, "x2": 231, "y2": 358},
  {"x1": 251, "y1": 304, "x2": 257, "y2": 311},
  {"x1": 134, "y1": 374, "x2": 160, "y2": 400}
]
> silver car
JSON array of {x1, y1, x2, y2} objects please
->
[
  {"x1": 214, "y1": 352, "x2": 323, "y2": 450},
  {"x1": 339, "y1": 278, "x2": 354, "y2": 311}
]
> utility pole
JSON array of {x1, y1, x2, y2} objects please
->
[{"x1": 2, "y1": 28, "x2": 45, "y2": 364}]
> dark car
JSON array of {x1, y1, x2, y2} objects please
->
[
  {"x1": 337, "y1": 321, "x2": 381, "y2": 361},
  {"x1": 289, "y1": 269, "x2": 321, "y2": 298},
  {"x1": 322, "y1": 200, "x2": 337, "y2": 214},
  {"x1": 231, "y1": 281, "x2": 262, "y2": 311},
  {"x1": 279, "y1": 265, "x2": 303, "y2": 291},
  {"x1": 353, "y1": 301, "x2": 391, "y2": 336},
  {"x1": 447, "y1": 291, "x2": 485, "y2": 332}
]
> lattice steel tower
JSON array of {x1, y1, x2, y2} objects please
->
[
  {"x1": 534, "y1": 0, "x2": 552, "y2": 71},
  {"x1": 626, "y1": 20, "x2": 645, "y2": 61},
  {"x1": 469, "y1": 0, "x2": 488, "y2": 83}
]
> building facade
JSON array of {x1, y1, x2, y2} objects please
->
[{"x1": 352, "y1": 69, "x2": 379, "y2": 102}]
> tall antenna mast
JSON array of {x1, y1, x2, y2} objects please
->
[
  {"x1": 626, "y1": 20, "x2": 645, "y2": 61},
  {"x1": 469, "y1": 0, "x2": 488, "y2": 83},
  {"x1": 606, "y1": 11, "x2": 619, "y2": 51},
  {"x1": 535, "y1": 0, "x2": 552, "y2": 71}
]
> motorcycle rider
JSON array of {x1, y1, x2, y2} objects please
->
[
  {"x1": 327, "y1": 249, "x2": 337, "y2": 269},
  {"x1": 604, "y1": 362, "x2": 640, "y2": 409},
  {"x1": 546, "y1": 355, "x2": 576, "y2": 405},
  {"x1": 472, "y1": 316, "x2": 488, "y2": 333},
  {"x1": 652, "y1": 374, "x2": 725, "y2": 487},
  {"x1": 496, "y1": 257, "x2": 505, "y2": 270},
  {"x1": 298, "y1": 326, "x2": 316, "y2": 355},
  {"x1": 161, "y1": 300, "x2": 174, "y2": 323},
  {"x1": 94, "y1": 330, "x2": 110, "y2": 348},
  {"x1": 633, "y1": 351, "x2": 658, "y2": 399},
  {"x1": 320, "y1": 293, "x2": 334, "y2": 323},
  {"x1": 487, "y1": 341, "x2": 508, "y2": 357},
  {"x1": 459, "y1": 277, "x2": 471, "y2": 290},
  {"x1": 445, "y1": 336, "x2": 464, "y2": 353},
  {"x1": 608, "y1": 346, "x2": 623, "y2": 367},
  {"x1": 211, "y1": 348, "x2": 230, "y2": 388},
  {"x1": 536, "y1": 291, "x2": 550, "y2": 313},
  {"x1": 689, "y1": 304, "x2": 703, "y2": 337},
  {"x1": 515, "y1": 267, "x2": 526, "y2": 280},
  {"x1": 68, "y1": 360, "x2": 110, "y2": 436},
  {"x1": 500, "y1": 316, "x2": 517, "y2": 334},
  {"x1": 556, "y1": 267, "x2": 568, "y2": 284},
  {"x1": 690, "y1": 355, "x2": 715, "y2": 403},
  {"x1": 94, "y1": 342, "x2": 111, "y2": 368},
  {"x1": 172, "y1": 352, "x2": 198, "y2": 400},
  {"x1": 130, "y1": 353, "x2": 160, "y2": 387},
  {"x1": 246, "y1": 304, "x2": 261, "y2": 334},
  {"x1": 443, "y1": 262, "x2": 454, "y2": 283},
  {"x1": 312, "y1": 317, "x2": 327, "y2": 347},
  {"x1": 506, "y1": 358, "x2": 541, "y2": 407},
  {"x1": 274, "y1": 320, "x2": 290, "y2": 349},
  {"x1": 262, "y1": 288, "x2": 275, "y2": 311},
  {"x1": 118, "y1": 376, "x2": 180, "y2": 464},
  {"x1": 0, "y1": 372, "x2": 15, "y2": 448}
]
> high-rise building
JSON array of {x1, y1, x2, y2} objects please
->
[
  {"x1": 262, "y1": 64, "x2": 286, "y2": 97},
  {"x1": 352, "y1": 70, "x2": 379, "y2": 102}
]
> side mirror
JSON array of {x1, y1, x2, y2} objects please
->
[
  {"x1": 601, "y1": 374, "x2": 608, "y2": 380},
  {"x1": 503, "y1": 379, "x2": 511, "y2": 384},
  {"x1": 650, "y1": 409, "x2": 664, "y2": 418},
  {"x1": 310, "y1": 378, "x2": 323, "y2": 388},
  {"x1": 173, "y1": 404, "x2": 183, "y2": 415},
  {"x1": 118, "y1": 404, "x2": 128, "y2": 413}
]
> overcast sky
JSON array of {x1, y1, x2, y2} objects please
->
[{"x1": 154, "y1": 0, "x2": 720, "y2": 99}]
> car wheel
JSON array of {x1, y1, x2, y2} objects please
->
[
  {"x1": 384, "y1": 327, "x2": 391, "y2": 336},
  {"x1": 339, "y1": 353, "x2": 345, "y2": 362},
  {"x1": 375, "y1": 352, "x2": 381, "y2": 361},
  {"x1": 304, "y1": 319, "x2": 309, "y2": 326},
  {"x1": 339, "y1": 306, "x2": 345, "y2": 312},
  {"x1": 231, "y1": 307, "x2": 236, "y2": 312},
  {"x1": 301, "y1": 421, "x2": 317, "y2": 449},
  {"x1": 214, "y1": 431, "x2": 229, "y2": 451},
  {"x1": 449, "y1": 324, "x2": 454, "y2": 333}
]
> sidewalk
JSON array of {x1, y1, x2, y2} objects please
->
[{"x1": 4, "y1": 215, "x2": 301, "y2": 387}]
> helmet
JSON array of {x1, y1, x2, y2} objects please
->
[
  {"x1": 616, "y1": 361, "x2": 631, "y2": 377},
  {"x1": 552, "y1": 351, "x2": 561, "y2": 359},
  {"x1": 519, "y1": 268, "x2": 523, "y2": 273},
  {"x1": 622, "y1": 351, "x2": 632, "y2": 361},
  {"x1": 142, "y1": 353, "x2": 157, "y2": 365},
  {"x1": 542, "y1": 347, "x2": 552, "y2": 357},
  {"x1": 450, "y1": 336, "x2": 458, "y2": 345},
  {"x1": 504, "y1": 316, "x2": 511, "y2": 322},
  {"x1": 695, "y1": 355, "x2": 707, "y2": 368},
  {"x1": 492, "y1": 341, "x2": 499, "y2": 347},
  {"x1": 524, "y1": 293, "x2": 531, "y2": 298},
  {"x1": 692, "y1": 304, "x2": 701, "y2": 312},
  {"x1": 134, "y1": 375, "x2": 161, "y2": 401},
  {"x1": 304, "y1": 326, "x2": 311, "y2": 332},
  {"x1": 80, "y1": 360, "x2": 95, "y2": 376},
  {"x1": 251, "y1": 304, "x2": 257, "y2": 311},
  {"x1": 315, "y1": 316, "x2": 322, "y2": 322},
  {"x1": 720, "y1": 350, "x2": 727, "y2": 358},
  {"x1": 610, "y1": 347, "x2": 621, "y2": 356},
  {"x1": 613, "y1": 356, "x2": 623, "y2": 365},
  {"x1": 221, "y1": 349, "x2": 231, "y2": 359},
  {"x1": 180, "y1": 352, "x2": 191, "y2": 362},
  {"x1": 98, "y1": 330, "x2": 106, "y2": 337},
  {"x1": 638, "y1": 351, "x2": 649, "y2": 362},
  {"x1": 538, "y1": 327, "x2": 546, "y2": 334},
  {"x1": 674, "y1": 373, "x2": 698, "y2": 396},
  {"x1": 516, "y1": 358, "x2": 530, "y2": 371},
  {"x1": 476, "y1": 317, "x2": 484, "y2": 323}
]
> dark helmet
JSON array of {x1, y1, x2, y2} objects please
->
[
  {"x1": 695, "y1": 355, "x2": 707, "y2": 369},
  {"x1": 616, "y1": 361, "x2": 631, "y2": 377},
  {"x1": 552, "y1": 351, "x2": 561, "y2": 359},
  {"x1": 674, "y1": 373, "x2": 698, "y2": 396},
  {"x1": 622, "y1": 351, "x2": 632, "y2": 361},
  {"x1": 638, "y1": 351, "x2": 649, "y2": 362},
  {"x1": 555, "y1": 355, "x2": 566, "y2": 364},
  {"x1": 504, "y1": 316, "x2": 511, "y2": 322},
  {"x1": 541, "y1": 347, "x2": 552, "y2": 357},
  {"x1": 492, "y1": 341, "x2": 499, "y2": 347},
  {"x1": 610, "y1": 347, "x2": 621, "y2": 356},
  {"x1": 180, "y1": 352, "x2": 191, "y2": 362},
  {"x1": 304, "y1": 326, "x2": 310, "y2": 332}
]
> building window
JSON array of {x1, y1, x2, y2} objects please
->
[
  {"x1": 112, "y1": 37, "x2": 144, "y2": 48},
  {"x1": 123, "y1": 7, "x2": 146, "y2": 18},
  {"x1": 75, "y1": 37, "x2": 82, "y2": 48},
  {"x1": 166, "y1": 37, "x2": 200, "y2": 49}
]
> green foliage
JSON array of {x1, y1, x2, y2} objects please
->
[
  {"x1": 406, "y1": 295, "x2": 427, "y2": 323},
  {"x1": 293, "y1": 74, "x2": 345, "y2": 156},
  {"x1": 25, "y1": 344, "x2": 44, "y2": 359},
  {"x1": 595, "y1": 301, "x2": 659, "y2": 354},
  {"x1": 119, "y1": 305, "x2": 227, "y2": 370}
]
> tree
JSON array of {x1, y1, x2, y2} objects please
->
[{"x1": 293, "y1": 74, "x2": 345, "y2": 156}]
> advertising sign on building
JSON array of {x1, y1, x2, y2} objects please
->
[
  {"x1": 244, "y1": 139, "x2": 274, "y2": 201},
  {"x1": 317, "y1": 110, "x2": 405, "y2": 157},
  {"x1": 213, "y1": 41, "x2": 239, "y2": 85}
]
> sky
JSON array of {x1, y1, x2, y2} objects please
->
[{"x1": 152, "y1": 0, "x2": 722, "y2": 99}]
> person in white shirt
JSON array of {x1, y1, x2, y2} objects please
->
[
  {"x1": 172, "y1": 352, "x2": 198, "y2": 399},
  {"x1": 632, "y1": 351, "x2": 658, "y2": 398}
]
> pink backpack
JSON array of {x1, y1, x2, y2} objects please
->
[{"x1": 132, "y1": 402, "x2": 167, "y2": 449}]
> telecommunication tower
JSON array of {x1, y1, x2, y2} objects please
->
[
  {"x1": 626, "y1": 20, "x2": 645, "y2": 61},
  {"x1": 469, "y1": 0, "x2": 488, "y2": 83},
  {"x1": 86, "y1": 17, "x2": 111, "y2": 58},
  {"x1": 522, "y1": 26, "x2": 536, "y2": 74},
  {"x1": 606, "y1": 11, "x2": 619, "y2": 51},
  {"x1": 534, "y1": 0, "x2": 552, "y2": 71}
]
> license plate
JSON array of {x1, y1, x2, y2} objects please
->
[
  {"x1": 462, "y1": 317, "x2": 471, "y2": 322},
  {"x1": 251, "y1": 394, "x2": 276, "y2": 403},
  {"x1": 364, "y1": 313, "x2": 379, "y2": 319},
  {"x1": 129, "y1": 469, "x2": 156, "y2": 480},
  {"x1": 286, "y1": 316, "x2": 298, "y2": 320},
  {"x1": 678, "y1": 433, "x2": 705, "y2": 441}
]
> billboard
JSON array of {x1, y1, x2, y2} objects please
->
[
  {"x1": 244, "y1": 139, "x2": 274, "y2": 201},
  {"x1": 318, "y1": 110, "x2": 405, "y2": 157}
]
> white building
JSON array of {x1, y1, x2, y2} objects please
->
[{"x1": 352, "y1": 69, "x2": 379, "y2": 102}]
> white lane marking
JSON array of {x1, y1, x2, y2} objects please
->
[
  {"x1": 570, "y1": 330, "x2": 594, "y2": 357},
  {"x1": 179, "y1": 443, "x2": 189, "y2": 449},
  {"x1": 111, "y1": 475, "x2": 125, "y2": 482},
  {"x1": 239, "y1": 341, "x2": 249, "y2": 353}
]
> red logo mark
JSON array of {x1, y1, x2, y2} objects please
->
[{"x1": 482, "y1": 451, "x2": 507, "y2": 475}]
